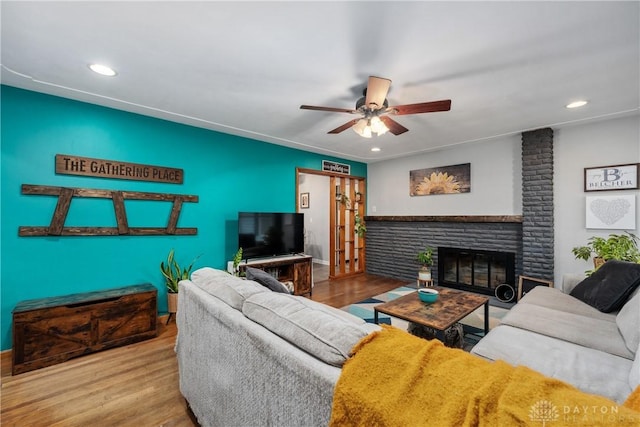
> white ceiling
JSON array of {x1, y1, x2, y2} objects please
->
[{"x1": 2, "y1": 1, "x2": 639, "y2": 163}]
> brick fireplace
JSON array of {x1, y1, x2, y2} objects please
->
[
  {"x1": 364, "y1": 216, "x2": 523, "y2": 286},
  {"x1": 364, "y1": 127, "x2": 555, "y2": 290}
]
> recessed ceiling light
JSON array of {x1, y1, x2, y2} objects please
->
[
  {"x1": 371, "y1": 147, "x2": 381, "y2": 152},
  {"x1": 89, "y1": 63, "x2": 117, "y2": 77},
  {"x1": 566, "y1": 100, "x2": 588, "y2": 109}
]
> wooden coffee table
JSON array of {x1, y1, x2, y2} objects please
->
[{"x1": 374, "y1": 286, "x2": 489, "y2": 336}]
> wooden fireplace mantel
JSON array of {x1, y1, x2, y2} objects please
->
[{"x1": 364, "y1": 215, "x2": 523, "y2": 223}]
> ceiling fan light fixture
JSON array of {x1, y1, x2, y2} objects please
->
[
  {"x1": 370, "y1": 116, "x2": 389, "y2": 136},
  {"x1": 301, "y1": 76, "x2": 451, "y2": 136},
  {"x1": 352, "y1": 117, "x2": 388, "y2": 138},
  {"x1": 353, "y1": 118, "x2": 372, "y2": 138}
]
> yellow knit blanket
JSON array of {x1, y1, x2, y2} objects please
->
[{"x1": 330, "y1": 325, "x2": 640, "y2": 426}]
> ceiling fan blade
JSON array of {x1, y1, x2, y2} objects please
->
[
  {"x1": 365, "y1": 76, "x2": 391, "y2": 110},
  {"x1": 328, "y1": 119, "x2": 360, "y2": 134},
  {"x1": 389, "y1": 99, "x2": 452, "y2": 115},
  {"x1": 379, "y1": 116, "x2": 409, "y2": 135},
  {"x1": 300, "y1": 105, "x2": 357, "y2": 114}
]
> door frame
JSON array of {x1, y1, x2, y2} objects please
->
[{"x1": 295, "y1": 167, "x2": 366, "y2": 279}]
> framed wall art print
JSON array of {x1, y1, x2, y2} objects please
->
[
  {"x1": 586, "y1": 195, "x2": 636, "y2": 230},
  {"x1": 410, "y1": 163, "x2": 471, "y2": 196},
  {"x1": 300, "y1": 192, "x2": 310, "y2": 209},
  {"x1": 584, "y1": 163, "x2": 639, "y2": 192}
]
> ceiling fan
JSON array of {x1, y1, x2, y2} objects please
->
[{"x1": 300, "y1": 76, "x2": 451, "y2": 137}]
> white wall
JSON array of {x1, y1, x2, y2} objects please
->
[
  {"x1": 367, "y1": 114, "x2": 640, "y2": 286},
  {"x1": 298, "y1": 173, "x2": 330, "y2": 264},
  {"x1": 554, "y1": 114, "x2": 640, "y2": 285},
  {"x1": 367, "y1": 134, "x2": 522, "y2": 215}
]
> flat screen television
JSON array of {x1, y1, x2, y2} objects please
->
[{"x1": 238, "y1": 212, "x2": 304, "y2": 260}]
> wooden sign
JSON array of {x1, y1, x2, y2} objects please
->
[
  {"x1": 322, "y1": 160, "x2": 350, "y2": 175},
  {"x1": 55, "y1": 154, "x2": 183, "y2": 184},
  {"x1": 19, "y1": 184, "x2": 198, "y2": 237},
  {"x1": 584, "y1": 163, "x2": 639, "y2": 192}
]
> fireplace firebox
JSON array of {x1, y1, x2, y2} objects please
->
[{"x1": 437, "y1": 247, "x2": 515, "y2": 296}]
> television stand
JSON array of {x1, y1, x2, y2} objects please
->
[{"x1": 239, "y1": 254, "x2": 313, "y2": 296}]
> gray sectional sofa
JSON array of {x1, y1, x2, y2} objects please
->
[
  {"x1": 176, "y1": 264, "x2": 639, "y2": 426},
  {"x1": 471, "y1": 273, "x2": 639, "y2": 403}
]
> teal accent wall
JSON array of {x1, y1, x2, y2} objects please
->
[{"x1": 0, "y1": 85, "x2": 366, "y2": 351}]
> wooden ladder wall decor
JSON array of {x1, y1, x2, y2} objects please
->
[
  {"x1": 329, "y1": 176, "x2": 365, "y2": 279},
  {"x1": 19, "y1": 184, "x2": 198, "y2": 237}
]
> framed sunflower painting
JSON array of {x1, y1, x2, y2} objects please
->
[{"x1": 410, "y1": 163, "x2": 471, "y2": 196}]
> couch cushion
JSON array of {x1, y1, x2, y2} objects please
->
[
  {"x1": 561, "y1": 273, "x2": 587, "y2": 294},
  {"x1": 244, "y1": 266, "x2": 291, "y2": 293},
  {"x1": 617, "y1": 289, "x2": 640, "y2": 355},
  {"x1": 471, "y1": 325, "x2": 633, "y2": 403},
  {"x1": 519, "y1": 286, "x2": 617, "y2": 322},
  {"x1": 190, "y1": 267, "x2": 268, "y2": 310},
  {"x1": 242, "y1": 292, "x2": 373, "y2": 367},
  {"x1": 500, "y1": 303, "x2": 634, "y2": 359},
  {"x1": 570, "y1": 260, "x2": 640, "y2": 313}
]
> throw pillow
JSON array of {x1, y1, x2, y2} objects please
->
[
  {"x1": 570, "y1": 260, "x2": 640, "y2": 313},
  {"x1": 245, "y1": 267, "x2": 291, "y2": 293}
]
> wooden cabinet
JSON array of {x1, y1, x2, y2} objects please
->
[
  {"x1": 239, "y1": 255, "x2": 313, "y2": 296},
  {"x1": 293, "y1": 259, "x2": 312, "y2": 295},
  {"x1": 12, "y1": 284, "x2": 157, "y2": 375}
]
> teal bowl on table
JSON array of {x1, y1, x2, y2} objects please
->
[{"x1": 418, "y1": 288, "x2": 439, "y2": 303}]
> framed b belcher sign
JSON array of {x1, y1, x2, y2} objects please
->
[{"x1": 584, "y1": 163, "x2": 639, "y2": 192}]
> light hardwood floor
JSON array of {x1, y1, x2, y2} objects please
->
[{"x1": 0, "y1": 270, "x2": 404, "y2": 426}]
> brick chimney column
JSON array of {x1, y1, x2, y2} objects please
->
[{"x1": 521, "y1": 128, "x2": 554, "y2": 281}]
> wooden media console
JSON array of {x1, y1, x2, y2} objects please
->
[{"x1": 239, "y1": 255, "x2": 313, "y2": 296}]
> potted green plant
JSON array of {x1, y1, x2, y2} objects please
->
[
  {"x1": 571, "y1": 232, "x2": 640, "y2": 274},
  {"x1": 354, "y1": 214, "x2": 367, "y2": 238},
  {"x1": 416, "y1": 246, "x2": 434, "y2": 280},
  {"x1": 160, "y1": 249, "x2": 200, "y2": 315},
  {"x1": 337, "y1": 193, "x2": 351, "y2": 208},
  {"x1": 232, "y1": 247, "x2": 243, "y2": 276}
]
